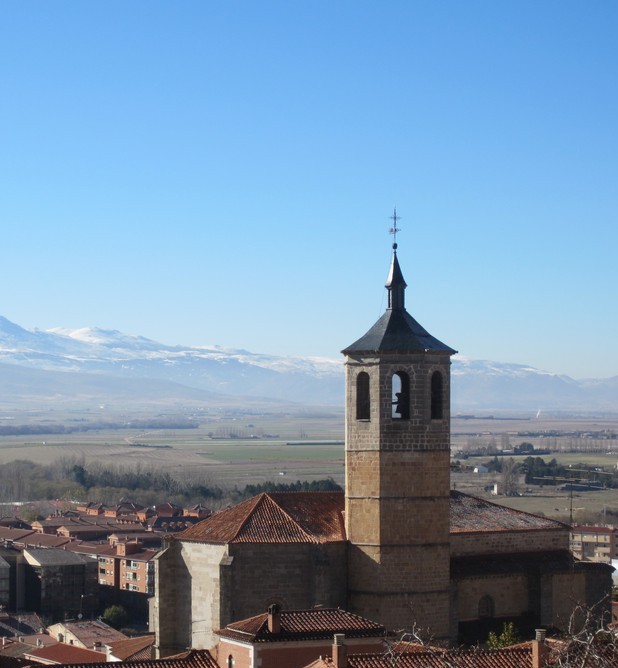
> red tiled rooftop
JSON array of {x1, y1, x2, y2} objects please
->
[
  {"x1": 49, "y1": 620, "x2": 127, "y2": 646},
  {"x1": 106, "y1": 634, "x2": 155, "y2": 660},
  {"x1": 178, "y1": 492, "x2": 346, "y2": 544},
  {"x1": 217, "y1": 608, "x2": 385, "y2": 643},
  {"x1": 308, "y1": 647, "x2": 533, "y2": 668},
  {"x1": 571, "y1": 525, "x2": 614, "y2": 533},
  {"x1": 19, "y1": 534, "x2": 72, "y2": 548},
  {"x1": 0, "y1": 527, "x2": 37, "y2": 542},
  {"x1": 31, "y1": 648, "x2": 219, "y2": 668},
  {"x1": 24, "y1": 643, "x2": 107, "y2": 664},
  {"x1": 177, "y1": 490, "x2": 566, "y2": 545},
  {"x1": 449, "y1": 491, "x2": 566, "y2": 533}
]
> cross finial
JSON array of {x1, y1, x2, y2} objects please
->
[{"x1": 389, "y1": 207, "x2": 401, "y2": 249}]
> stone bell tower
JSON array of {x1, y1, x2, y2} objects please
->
[{"x1": 343, "y1": 235, "x2": 456, "y2": 642}]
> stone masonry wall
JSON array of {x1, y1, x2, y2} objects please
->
[
  {"x1": 454, "y1": 574, "x2": 529, "y2": 622},
  {"x1": 154, "y1": 540, "x2": 192, "y2": 657},
  {"x1": 450, "y1": 528, "x2": 568, "y2": 557},
  {"x1": 344, "y1": 353, "x2": 452, "y2": 641},
  {"x1": 153, "y1": 540, "x2": 229, "y2": 652},
  {"x1": 226, "y1": 542, "x2": 347, "y2": 628},
  {"x1": 217, "y1": 637, "x2": 385, "y2": 668}
]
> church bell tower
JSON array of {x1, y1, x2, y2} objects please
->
[{"x1": 343, "y1": 231, "x2": 456, "y2": 641}]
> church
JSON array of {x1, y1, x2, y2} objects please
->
[{"x1": 153, "y1": 242, "x2": 610, "y2": 655}]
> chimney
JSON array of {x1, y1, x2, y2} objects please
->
[
  {"x1": 532, "y1": 629, "x2": 548, "y2": 668},
  {"x1": 333, "y1": 634, "x2": 347, "y2": 668},
  {"x1": 37, "y1": 638, "x2": 42, "y2": 647},
  {"x1": 267, "y1": 603, "x2": 281, "y2": 634}
]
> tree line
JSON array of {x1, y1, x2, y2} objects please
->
[
  {"x1": 0, "y1": 458, "x2": 341, "y2": 513},
  {"x1": 0, "y1": 417, "x2": 198, "y2": 436}
]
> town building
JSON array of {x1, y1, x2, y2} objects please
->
[
  {"x1": 105, "y1": 634, "x2": 156, "y2": 662},
  {"x1": 96, "y1": 540, "x2": 157, "y2": 595},
  {"x1": 46, "y1": 619, "x2": 127, "y2": 650},
  {"x1": 21, "y1": 641, "x2": 107, "y2": 665},
  {"x1": 570, "y1": 525, "x2": 618, "y2": 564},
  {"x1": 22, "y1": 549, "x2": 97, "y2": 621},
  {"x1": 214, "y1": 605, "x2": 386, "y2": 668},
  {"x1": 153, "y1": 244, "x2": 612, "y2": 654}
]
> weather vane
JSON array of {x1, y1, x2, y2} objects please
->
[{"x1": 389, "y1": 207, "x2": 401, "y2": 248}]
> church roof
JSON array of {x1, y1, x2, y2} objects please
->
[
  {"x1": 176, "y1": 490, "x2": 565, "y2": 545},
  {"x1": 342, "y1": 248, "x2": 455, "y2": 355},
  {"x1": 450, "y1": 491, "x2": 567, "y2": 533},
  {"x1": 342, "y1": 308, "x2": 456, "y2": 355},
  {"x1": 216, "y1": 607, "x2": 385, "y2": 643},
  {"x1": 176, "y1": 492, "x2": 346, "y2": 544}
]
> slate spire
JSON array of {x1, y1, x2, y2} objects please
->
[
  {"x1": 342, "y1": 227, "x2": 456, "y2": 355},
  {"x1": 385, "y1": 244, "x2": 407, "y2": 311}
]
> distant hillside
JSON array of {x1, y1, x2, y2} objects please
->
[{"x1": 0, "y1": 316, "x2": 617, "y2": 413}]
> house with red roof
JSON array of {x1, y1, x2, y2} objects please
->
[
  {"x1": 22, "y1": 642, "x2": 106, "y2": 665},
  {"x1": 214, "y1": 605, "x2": 385, "y2": 668},
  {"x1": 24, "y1": 648, "x2": 221, "y2": 668},
  {"x1": 104, "y1": 634, "x2": 155, "y2": 662},
  {"x1": 46, "y1": 620, "x2": 127, "y2": 651}
]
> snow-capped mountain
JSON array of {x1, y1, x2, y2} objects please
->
[
  {"x1": 450, "y1": 356, "x2": 605, "y2": 412},
  {"x1": 0, "y1": 316, "x2": 617, "y2": 413},
  {"x1": 0, "y1": 316, "x2": 343, "y2": 406}
]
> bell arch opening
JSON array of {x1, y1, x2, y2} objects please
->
[
  {"x1": 392, "y1": 371, "x2": 410, "y2": 419},
  {"x1": 356, "y1": 372, "x2": 370, "y2": 420}
]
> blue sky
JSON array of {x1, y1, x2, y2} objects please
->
[{"x1": 1, "y1": 2, "x2": 617, "y2": 379}]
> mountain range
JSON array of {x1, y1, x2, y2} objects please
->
[{"x1": 0, "y1": 315, "x2": 616, "y2": 414}]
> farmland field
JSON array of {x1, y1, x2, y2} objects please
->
[
  {"x1": 2, "y1": 409, "x2": 618, "y2": 517},
  {"x1": 0, "y1": 408, "x2": 345, "y2": 488}
]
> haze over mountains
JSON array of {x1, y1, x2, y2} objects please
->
[{"x1": 0, "y1": 315, "x2": 616, "y2": 414}]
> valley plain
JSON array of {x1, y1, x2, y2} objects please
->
[{"x1": 2, "y1": 409, "x2": 618, "y2": 522}]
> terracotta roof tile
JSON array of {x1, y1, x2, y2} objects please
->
[
  {"x1": 0, "y1": 656, "x2": 42, "y2": 668},
  {"x1": 19, "y1": 534, "x2": 71, "y2": 549},
  {"x1": 572, "y1": 525, "x2": 614, "y2": 533},
  {"x1": 48, "y1": 620, "x2": 127, "y2": 646},
  {"x1": 309, "y1": 647, "x2": 533, "y2": 668},
  {"x1": 0, "y1": 636, "x2": 58, "y2": 660},
  {"x1": 24, "y1": 643, "x2": 107, "y2": 664},
  {"x1": 106, "y1": 635, "x2": 155, "y2": 660},
  {"x1": 450, "y1": 491, "x2": 567, "y2": 533},
  {"x1": 178, "y1": 493, "x2": 345, "y2": 544},
  {"x1": 217, "y1": 608, "x2": 385, "y2": 643},
  {"x1": 18, "y1": 648, "x2": 218, "y2": 668},
  {"x1": 177, "y1": 490, "x2": 567, "y2": 545},
  {"x1": 0, "y1": 527, "x2": 37, "y2": 542}
]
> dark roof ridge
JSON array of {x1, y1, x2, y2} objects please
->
[
  {"x1": 450, "y1": 490, "x2": 568, "y2": 530},
  {"x1": 227, "y1": 494, "x2": 266, "y2": 543},
  {"x1": 217, "y1": 607, "x2": 386, "y2": 643},
  {"x1": 258, "y1": 493, "x2": 316, "y2": 543}
]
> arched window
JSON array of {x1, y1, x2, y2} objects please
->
[
  {"x1": 478, "y1": 595, "x2": 495, "y2": 618},
  {"x1": 227, "y1": 655, "x2": 234, "y2": 668},
  {"x1": 431, "y1": 371, "x2": 443, "y2": 420},
  {"x1": 356, "y1": 372, "x2": 370, "y2": 420},
  {"x1": 391, "y1": 371, "x2": 410, "y2": 419}
]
